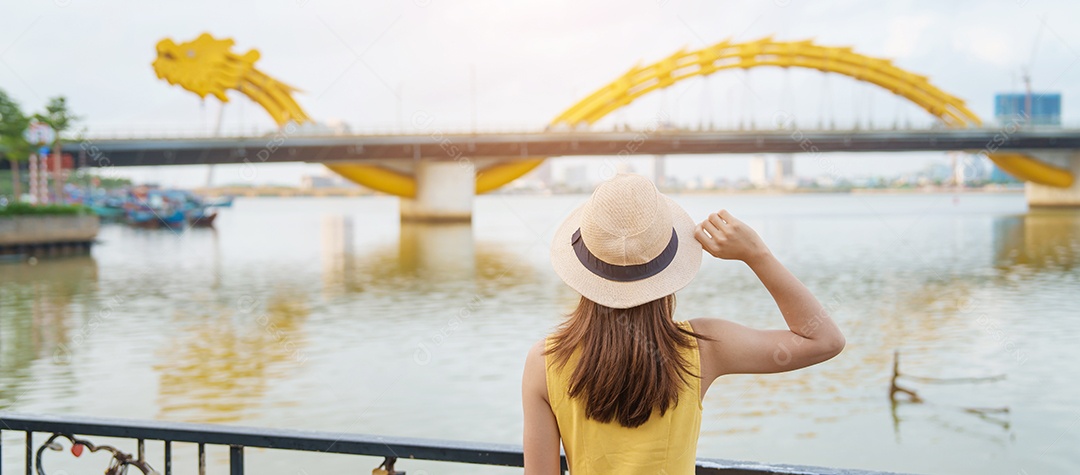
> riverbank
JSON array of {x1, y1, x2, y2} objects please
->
[{"x1": 0, "y1": 214, "x2": 99, "y2": 258}]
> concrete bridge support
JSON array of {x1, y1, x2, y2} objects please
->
[
  {"x1": 1025, "y1": 151, "x2": 1080, "y2": 208},
  {"x1": 400, "y1": 160, "x2": 476, "y2": 222}
]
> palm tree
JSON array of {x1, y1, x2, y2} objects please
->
[
  {"x1": 36, "y1": 96, "x2": 78, "y2": 202},
  {"x1": 0, "y1": 89, "x2": 31, "y2": 203}
]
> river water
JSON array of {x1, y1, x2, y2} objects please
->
[{"x1": 1, "y1": 192, "x2": 1078, "y2": 474}]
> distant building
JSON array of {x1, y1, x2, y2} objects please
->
[
  {"x1": 773, "y1": 154, "x2": 795, "y2": 188},
  {"x1": 562, "y1": 164, "x2": 591, "y2": 191},
  {"x1": 994, "y1": 92, "x2": 1061, "y2": 126},
  {"x1": 301, "y1": 175, "x2": 335, "y2": 189},
  {"x1": 749, "y1": 156, "x2": 769, "y2": 187},
  {"x1": 653, "y1": 155, "x2": 667, "y2": 187},
  {"x1": 927, "y1": 162, "x2": 953, "y2": 183},
  {"x1": 301, "y1": 174, "x2": 356, "y2": 189},
  {"x1": 530, "y1": 160, "x2": 553, "y2": 188},
  {"x1": 989, "y1": 165, "x2": 1020, "y2": 184},
  {"x1": 963, "y1": 154, "x2": 995, "y2": 182},
  {"x1": 990, "y1": 92, "x2": 1059, "y2": 182}
]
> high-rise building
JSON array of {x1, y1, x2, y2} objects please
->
[
  {"x1": 990, "y1": 92, "x2": 1061, "y2": 181},
  {"x1": 994, "y1": 92, "x2": 1061, "y2": 126},
  {"x1": 773, "y1": 154, "x2": 795, "y2": 188},
  {"x1": 749, "y1": 156, "x2": 769, "y2": 187}
]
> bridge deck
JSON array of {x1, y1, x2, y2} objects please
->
[{"x1": 40, "y1": 128, "x2": 1080, "y2": 167}]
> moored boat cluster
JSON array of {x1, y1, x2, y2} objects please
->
[{"x1": 78, "y1": 186, "x2": 232, "y2": 229}]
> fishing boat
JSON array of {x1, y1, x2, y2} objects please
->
[
  {"x1": 80, "y1": 187, "x2": 226, "y2": 229},
  {"x1": 159, "y1": 190, "x2": 220, "y2": 228},
  {"x1": 86, "y1": 196, "x2": 128, "y2": 221},
  {"x1": 204, "y1": 196, "x2": 234, "y2": 208},
  {"x1": 88, "y1": 205, "x2": 125, "y2": 220},
  {"x1": 125, "y1": 208, "x2": 158, "y2": 228},
  {"x1": 185, "y1": 206, "x2": 217, "y2": 227},
  {"x1": 70, "y1": 184, "x2": 229, "y2": 229}
]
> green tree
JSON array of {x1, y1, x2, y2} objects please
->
[
  {"x1": 0, "y1": 89, "x2": 31, "y2": 202},
  {"x1": 36, "y1": 96, "x2": 77, "y2": 136},
  {"x1": 36, "y1": 96, "x2": 79, "y2": 201}
]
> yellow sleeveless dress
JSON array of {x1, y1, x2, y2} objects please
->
[{"x1": 544, "y1": 320, "x2": 702, "y2": 475}]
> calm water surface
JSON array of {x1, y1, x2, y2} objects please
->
[{"x1": 2, "y1": 192, "x2": 1079, "y2": 474}]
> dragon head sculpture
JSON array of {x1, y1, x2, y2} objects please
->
[{"x1": 153, "y1": 33, "x2": 309, "y2": 126}]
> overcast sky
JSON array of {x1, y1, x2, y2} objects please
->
[{"x1": 3, "y1": 0, "x2": 1078, "y2": 187}]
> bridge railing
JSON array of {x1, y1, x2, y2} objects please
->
[
  {"x1": 70, "y1": 120, "x2": 995, "y2": 141},
  {"x1": 0, "y1": 412, "x2": 910, "y2": 475},
  {"x1": 66, "y1": 118, "x2": 1080, "y2": 141}
]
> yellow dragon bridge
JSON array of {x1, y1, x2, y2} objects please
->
[{"x1": 152, "y1": 33, "x2": 1073, "y2": 193}]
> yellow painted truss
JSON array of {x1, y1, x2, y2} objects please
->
[{"x1": 553, "y1": 37, "x2": 982, "y2": 127}]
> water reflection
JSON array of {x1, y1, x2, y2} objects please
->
[
  {"x1": 994, "y1": 209, "x2": 1080, "y2": 271},
  {"x1": 888, "y1": 350, "x2": 1010, "y2": 445},
  {"x1": 321, "y1": 215, "x2": 355, "y2": 296},
  {"x1": 0, "y1": 257, "x2": 99, "y2": 407},
  {"x1": 154, "y1": 294, "x2": 310, "y2": 424},
  {"x1": 320, "y1": 220, "x2": 540, "y2": 296},
  {"x1": 855, "y1": 208, "x2": 1080, "y2": 447},
  {"x1": 699, "y1": 208, "x2": 1078, "y2": 447},
  {"x1": 399, "y1": 223, "x2": 476, "y2": 280}
]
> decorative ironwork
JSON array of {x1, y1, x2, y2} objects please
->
[{"x1": 35, "y1": 433, "x2": 158, "y2": 475}]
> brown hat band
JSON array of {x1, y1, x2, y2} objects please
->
[{"x1": 570, "y1": 228, "x2": 679, "y2": 283}]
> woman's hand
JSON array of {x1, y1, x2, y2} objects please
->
[{"x1": 694, "y1": 209, "x2": 770, "y2": 264}]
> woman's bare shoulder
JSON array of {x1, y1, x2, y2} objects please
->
[
  {"x1": 523, "y1": 338, "x2": 550, "y2": 402},
  {"x1": 528, "y1": 338, "x2": 547, "y2": 358},
  {"x1": 688, "y1": 317, "x2": 738, "y2": 338}
]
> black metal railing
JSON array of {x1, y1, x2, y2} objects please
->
[{"x1": 0, "y1": 412, "x2": 909, "y2": 475}]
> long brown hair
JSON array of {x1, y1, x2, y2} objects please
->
[{"x1": 545, "y1": 294, "x2": 710, "y2": 428}]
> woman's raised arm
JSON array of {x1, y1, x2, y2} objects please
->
[{"x1": 692, "y1": 210, "x2": 845, "y2": 382}]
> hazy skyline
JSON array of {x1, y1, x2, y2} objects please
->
[{"x1": 3, "y1": 0, "x2": 1077, "y2": 187}]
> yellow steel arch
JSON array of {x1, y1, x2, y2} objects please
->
[
  {"x1": 554, "y1": 37, "x2": 983, "y2": 127},
  {"x1": 333, "y1": 37, "x2": 1071, "y2": 194}
]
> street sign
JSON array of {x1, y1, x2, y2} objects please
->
[{"x1": 24, "y1": 121, "x2": 56, "y2": 145}]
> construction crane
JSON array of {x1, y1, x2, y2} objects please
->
[{"x1": 1021, "y1": 18, "x2": 1046, "y2": 121}]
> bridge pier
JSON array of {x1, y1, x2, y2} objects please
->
[
  {"x1": 1025, "y1": 152, "x2": 1080, "y2": 208},
  {"x1": 400, "y1": 160, "x2": 475, "y2": 223}
]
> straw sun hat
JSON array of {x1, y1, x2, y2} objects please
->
[{"x1": 551, "y1": 173, "x2": 702, "y2": 309}]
